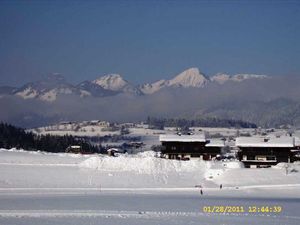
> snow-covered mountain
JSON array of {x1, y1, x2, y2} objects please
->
[
  {"x1": 139, "y1": 80, "x2": 168, "y2": 94},
  {"x1": 140, "y1": 68, "x2": 209, "y2": 94},
  {"x1": 7, "y1": 68, "x2": 270, "y2": 101},
  {"x1": 140, "y1": 68, "x2": 269, "y2": 94},
  {"x1": 168, "y1": 67, "x2": 209, "y2": 87},
  {"x1": 77, "y1": 81, "x2": 116, "y2": 97},
  {"x1": 11, "y1": 73, "x2": 142, "y2": 101},
  {"x1": 13, "y1": 74, "x2": 82, "y2": 102},
  {"x1": 91, "y1": 74, "x2": 142, "y2": 95},
  {"x1": 92, "y1": 74, "x2": 128, "y2": 91}
]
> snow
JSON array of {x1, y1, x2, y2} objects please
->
[
  {"x1": 30, "y1": 123, "x2": 120, "y2": 137},
  {"x1": 15, "y1": 87, "x2": 38, "y2": 99},
  {"x1": 1, "y1": 148, "x2": 299, "y2": 190},
  {"x1": 139, "y1": 79, "x2": 168, "y2": 94},
  {"x1": 1, "y1": 193, "x2": 299, "y2": 225},
  {"x1": 236, "y1": 136, "x2": 295, "y2": 147},
  {"x1": 79, "y1": 89, "x2": 91, "y2": 97},
  {"x1": 39, "y1": 89, "x2": 58, "y2": 101},
  {"x1": 0, "y1": 149, "x2": 299, "y2": 224},
  {"x1": 79, "y1": 152, "x2": 207, "y2": 175},
  {"x1": 159, "y1": 134, "x2": 206, "y2": 142}
]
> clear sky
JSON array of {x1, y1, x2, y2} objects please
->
[{"x1": 0, "y1": 0, "x2": 299, "y2": 86}]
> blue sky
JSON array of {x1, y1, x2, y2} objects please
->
[{"x1": 0, "y1": 0, "x2": 299, "y2": 86}]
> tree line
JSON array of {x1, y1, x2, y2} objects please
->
[
  {"x1": 0, "y1": 122, "x2": 100, "y2": 153},
  {"x1": 146, "y1": 117, "x2": 257, "y2": 130}
]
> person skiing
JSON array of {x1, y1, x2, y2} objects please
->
[
  {"x1": 220, "y1": 184, "x2": 222, "y2": 189},
  {"x1": 200, "y1": 189, "x2": 203, "y2": 195}
]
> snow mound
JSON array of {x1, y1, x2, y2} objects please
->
[
  {"x1": 79, "y1": 151, "x2": 206, "y2": 175},
  {"x1": 273, "y1": 162, "x2": 290, "y2": 169},
  {"x1": 273, "y1": 162, "x2": 299, "y2": 173}
]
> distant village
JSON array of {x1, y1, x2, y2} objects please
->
[{"x1": 27, "y1": 119, "x2": 300, "y2": 168}]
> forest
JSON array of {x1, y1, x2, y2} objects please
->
[
  {"x1": 0, "y1": 122, "x2": 100, "y2": 153},
  {"x1": 146, "y1": 117, "x2": 257, "y2": 130}
]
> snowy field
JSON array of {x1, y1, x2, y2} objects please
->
[{"x1": 0, "y1": 149, "x2": 299, "y2": 225}]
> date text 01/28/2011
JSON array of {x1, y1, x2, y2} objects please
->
[{"x1": 202, "y1": 206, "x2": 282, "y2": 213}]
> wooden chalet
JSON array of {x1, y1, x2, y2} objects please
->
[
  {"x1": 65, "y1": 145, "x2": 93, "y2": 154},
  {"x1": 66, "y1": 145, "x2": 82, "y2": 153},
  {"x1": 159, "y1": 134, "x2": 224, "y2": 160},
  {"x1": 236, "y1": 136, "x2": 296, "y2": 168}
]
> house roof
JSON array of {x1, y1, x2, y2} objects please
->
[
  {"x1": 107, "y1": 148, "x2": 120, "y2": 152},
  {"x1": 236, "y1": 136, "x2": 295, "y2": 148},
  {"x1": 159, "y1": 134, "x2": 206, "y2": 143},
  {"x1": 70, "y1": 145, "x2": 81, "y2": 148}
]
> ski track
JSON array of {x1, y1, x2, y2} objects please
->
[
  {"x1": 0, "y1": 209, "x2": 299, "y2": 220},
  {"x1": 0, "y1": 183, "x2": 300, "y2": 193}
]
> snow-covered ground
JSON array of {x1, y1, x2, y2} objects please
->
[
  {"x1": 0, "y1": 149, "x2": 299, "y2": 224},
  {"x1": 1, "y1": 193, "x2": 299, "y2": 225}
]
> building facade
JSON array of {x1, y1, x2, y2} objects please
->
[
  {"x1": 236, "y1": 136, "x2": 296, "y2": 168},
  {"x1": 159, "y1": 135, "x2": 224, "y2": 160}
]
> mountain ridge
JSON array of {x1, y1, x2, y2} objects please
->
[
  {"x1": 1, "y1": 73, "x2": 300, "y2": 128},
  {"x1": 1, "y1": 68, "x2": 269, "y2": 101}
]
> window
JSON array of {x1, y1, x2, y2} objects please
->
[
  {"x1": 255, "y1": 155, "x2": 276, "y2": 161},
  {"x1": 266, "y1": 156, "x2": 276, "y2": 161},
  {"x1": 247, "y1": 155, "x2": 255, "y2": 160}
]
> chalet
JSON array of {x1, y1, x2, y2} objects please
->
[
  {"x1": 236, "y1": 136, "x2": 296, "y2": 168},
  {"x1": 65, "y1": 145, "x2": 93, "y2": 154},
  {"x1": 107, "y1": 148, "x2": 120, "y2": 157},
  {"x1": 159, "y1": 134, "x2": 223, "y2": 160},
  {"x1": 66, "y1": 145, "x2": 82, "y2": 153}
]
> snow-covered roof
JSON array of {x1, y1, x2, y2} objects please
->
[
  {"x1": 236, "y1": 136, "x2": 295, "y2": 148},
  {"x1": 205, "y1": 139, "x2": 226, "y2": 147},
  {"x1": 159, "y1": 134, "x2": 206, "y2": 142},
  {"x1": 70, "y1": 145, "x2": 81, "y2": 148},
  {"x1": 107, "y1": 148, "x2": 120, "y2": 152}
]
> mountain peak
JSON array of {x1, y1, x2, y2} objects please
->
[
  {"x1": 168, "y1": 67, "x2": 209, "y2": 87},
  {"x1": 92, "y1": 74, "x2": 128, "y2": 91}
]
